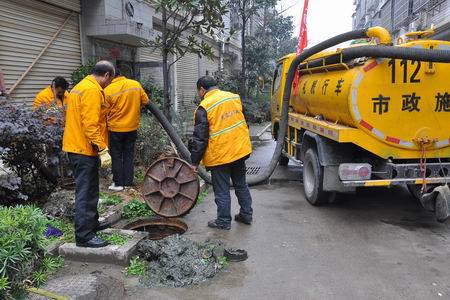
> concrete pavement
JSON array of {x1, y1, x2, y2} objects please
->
[
  {"x1": 50, "y1": 139, "x2": 450, "y2": 300},
  {"x1": 130, "y1": 182, "x2": 450, "y2": 300},
  {"x1": 128, "y1": 140, "x2": 450, "y2": 299}
]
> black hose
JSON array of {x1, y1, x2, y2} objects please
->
[
  {"x1": 148, "y1": 29, "x2": 371, "y2": 185},
  {"x1": 246, "y1": 29, "x2": 370, "y2": 185},
  {"x1": 300, "y1": 45, "x2": 450, "y2": 69},
  {"x1": 147, "y1": 102, "x2": 212, "y2": 181},
  {"x1": 149, "y1": 29, "x2": 450, "y2": 186},
  {"x1": 341, "y1": 45, "x2": 450, "y2": 62}
]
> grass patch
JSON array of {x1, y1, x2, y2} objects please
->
[
  {"x1": 98, "y1": 192, "x2": 123, "y2": 215},
  {"x1": 217, "y1": 256, "x2": 228, "y2": 268},
  {"x1": 122, "y1": 198, "x2": 154, "y2": 219},
  {"x1": 196, "y1": 190, "x2": 208, "y2": 205},
  {"x1": 134, "y1": 169, "x2": 146, "y2": 184},
  {"x1": 99, "y1": 192, "x2": 123, "y2": 206},
  {"x1": 125, "y1": 256, "x2": 147, "y2": 276},
  {"x1": 98, "y1": 232, "x2": 130, "y2": 246},
  {"x1": 46, "y1": 218, "x2": 75, "y2": 243}
]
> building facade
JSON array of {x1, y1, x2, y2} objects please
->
[
  {"x1": 352, "y1": 0, "x2": 450, "y2": 40},
  {"x1": 1, "y1": 0, "x2": 82, "y2": 104},
  {"x1": 0, "y1": 0, "x2": 241, "y2": 112}
]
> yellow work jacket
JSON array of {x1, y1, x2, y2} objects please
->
[
  {"x1": 196, "y1": 89, "x2": 252, "y2": 167},
  {"x1": 62, "y1": 75, "x2": 108, "y2": 156},
  {"x1": 105, "y1": 76, "x2": 149, "y2": 132},
  {"x1": 33, "y1": 86, "x2": 69, "y2": 110}
]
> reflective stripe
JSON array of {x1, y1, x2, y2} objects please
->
[
  {"x1": 71, "y1": 90, "x2": 83, "y2": 96},
  {"x1": 206, "y1": 96, "x2": 240, "y2": 112},
  {"x1": 210, "y1": 120, "x2": 246, "y2": 138},
  {"x1": 108, "y1": 87, "x2": 142, "y2": 99}
]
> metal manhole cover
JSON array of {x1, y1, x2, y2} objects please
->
[
  {"x1": 246, "y1": 166, "x2": 261, "y2": 175},
  {"x1": 142, "y1": 157, "x2": 199, "y2": 217}
]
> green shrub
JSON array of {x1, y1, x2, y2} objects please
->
[
  {"x1": 126, "y1": 256, "x2": 147, "y2": 276},
  {"x1": 71, "y1": 61, "x2": 95, "y2": 87},
  {"x1": 134, "y1": 168, "x2": 146, "y2": 184},
  {"x1": 216, "y1": 71, "x2": 241, "y2": 94},
  {"x1": 0, "y1": 205, "x2": 48, "y2": 298},
  {"x1": 97, "y1": 193, "x2": 123, "y2": 215},
  {"x1": 217, "y1": 256, "x2": 229, "y2": 268},
  {"x1": 242, "y1": 94, "x2": 271, "y2": 124},
  {"x1": 99, "y1": 192, "x2": 123, "y2": 206},
  {"x1": 135, "y1": 112, "x2": 170, "y2": 167},
  {"x1": 122, "y1": 199, "x2": 154, "y2": 219},
  {"x1": 31, "y1": 256, "x2": 64, "y2": 287},
  {"x1": 0, "y1": 101, "x2": 65, "y2": 206},
  {"x1": 196, "y1": 190, "x2": 208, "y2": 205},
  {"x1": 140, "y1": 77, "x2": 163, "y2": 107}
]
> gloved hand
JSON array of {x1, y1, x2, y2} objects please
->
[{"x1": 99, "y1": 148, "x2": 112, "y2": 168}]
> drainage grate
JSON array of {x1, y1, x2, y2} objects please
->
[{"x1": 246, "y1": 166, "x2": 261, "y2": 175}]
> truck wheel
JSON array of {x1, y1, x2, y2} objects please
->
[
  {"x1": 279, "y1": 154, "x2": 289, "y2": 166},
  {"x1": 303, "y1": 148, "x2": 331, "y2": 206},
  {"x1": 407, "y1": 184, "x2": 440, "y2": 200}
]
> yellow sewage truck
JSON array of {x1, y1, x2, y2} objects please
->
[{"x1": 271, "y1": 27, "x2": 450, "y2": 218}]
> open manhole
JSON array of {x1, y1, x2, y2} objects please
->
[{"x1": 124, "y1": 217, "x2": 188, "y2": 240}]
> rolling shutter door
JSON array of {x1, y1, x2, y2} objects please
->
[
  {"x1": 201, "y1": 56, "x2": 219, "y2": 77},
  {"x1": 137, "y1": 47, "x2": 164, "y2": 87},
  {"x1": 0, "y1": 0, "x2": 81, "y2": 105},
  {"x1": 176, "y1": 52, "x2": 199, "y2": 112},
  {"x1": 40, "y1": 0, "x2": 80, "y2": 12}
]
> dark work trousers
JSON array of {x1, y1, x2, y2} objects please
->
[
  {"x1": 109, "y1": 131, "x2": 137, "y2": 186},
  {"x1": 68, "y1": 153, "x2": 100, "y2": 243},
  {"x1": 210, "y1": 158, "x2": 253, "y2": 226}
]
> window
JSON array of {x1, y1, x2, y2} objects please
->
[{"x1": 272, "y1": 62, "x2": 283, "y2": 94}]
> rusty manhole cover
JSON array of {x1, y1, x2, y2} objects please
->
[
  {"x1": 124, "y1": 217, "x2": 188, "y2": 240},
  {"x1": 142, "y1": 157, "x2": 199, "y2": 217}
]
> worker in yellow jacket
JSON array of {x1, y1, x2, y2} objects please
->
[
  {"x1": 63, "y1": 61, "x2": 114, "y2": 248},
  {"x1": 104, "y1": 72, "x2": 149, "y2": 191},
  {"x1": 191, "y1": 76, "x2": 253, "y2": 230},
  {"x1": 33, "y1": 77, "x2": 69, "y2": 110}
]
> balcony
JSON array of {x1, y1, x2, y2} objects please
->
[{"x1": 82, "y1": 0, "x2": 155, "y2": 46}]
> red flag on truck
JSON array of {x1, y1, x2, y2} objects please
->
[{"x1": 292, "y1": 0, "x2": 309, "y2": 96}]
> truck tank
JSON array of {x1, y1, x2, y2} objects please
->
[{"x1": 292, "y1": 39, "x2": 450, "y2": 151}]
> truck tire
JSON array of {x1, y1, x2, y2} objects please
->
[
  {"x1": 407, "y1": 183, "x2": 444, "y2": 200},
  {"x1": 279, "y1": 154, "x2": 289, "y2": 166},
  {"x1": 303, "y1": 148, "x2": 332, "y2": 205},
  {"x1": 407, "y1": 184, "x2": 423, "y2": 200}
]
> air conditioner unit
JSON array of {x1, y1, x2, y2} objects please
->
[
  {"x1": 419, "y1": 10, "x2": 428, "y2": 30},
  {"x1": 409, "y1": 20, "x2": 418, "y2": 32}
]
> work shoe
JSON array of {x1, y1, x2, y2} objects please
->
[
  {"x1": 76, "y1": 236, "x2": 109, "y2": 248},
  {"x1": 234, "y1": 214, "x2": 252, "y2": 225},
  {"x1": 108, "y1": 183, "x2": 124, "y2": 192},
  {"x1": 207, "y1": 220, "x2": 231, "y2": 230}
]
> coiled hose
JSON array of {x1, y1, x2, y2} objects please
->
[{"x1": 148, "y1": 28, "x2": 450, "y2": 186}]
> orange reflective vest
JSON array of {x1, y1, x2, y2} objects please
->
[
  {"x1": 104, "y1": 76, "x2": 149, "y2": 132},
  {"x1": 33, "y1": 86, "x2": 69, "y2": 110},
  {"x1": 196, "y1": 89, "x2": 252, "y2": 167},
  {"x1": 62, "y1": 75, "x2": 108, "y2": 156}
]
